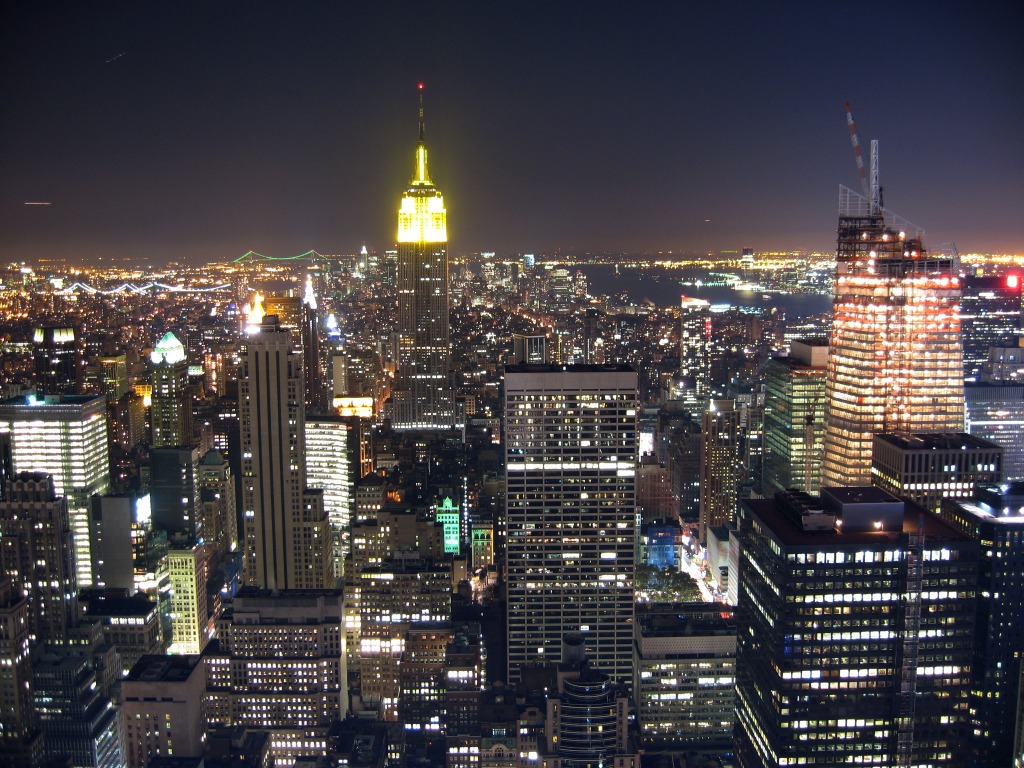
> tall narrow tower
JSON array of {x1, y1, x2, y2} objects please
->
[
  {"x1": 392, "y1": 85, "x2": 454, "y2": 431},
  {"x1": 239, "y1": 315, "x2": 331, "y2": 590},
  {"x1": 504, "y1": 364, "x2": 637, "y2": 685},
  {"x1": 821, "y1": 176, "x2": 964, "y2": 487}
]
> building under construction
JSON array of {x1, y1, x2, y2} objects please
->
[{"x1": 821, "y1": 126, "x2": 964, "y2": 487}]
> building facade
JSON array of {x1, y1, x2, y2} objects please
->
[
  {"x1": 392, "y1": 87, "x2": 454, "y2": 431},
  {"x1": 870, "y1": 431, "x2": 1003, "y2": 513},
  {"x1": 504, "y1": 365, "x2": 637, "y2": 685},
  {"x1": 0, "y1": 394, "x2": 110, "y2": 589},
  {"x1": 822, "y1": 189, "x2": 964, "y2": 486},
  {"x1": 762, "y1": 339, "x2": 828, "y2": 495},
  {"x1": 735, "y1": 487, "x2": 977, "y2": 768},
  {"x1": 239, "y1": 315, "x2": 331, "y2": 590}
]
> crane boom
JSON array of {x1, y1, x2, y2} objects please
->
[{"x1": 844, "y1": 101, "x2": 871, "y2": 201}]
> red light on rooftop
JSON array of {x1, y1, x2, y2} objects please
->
[
  {"x1": 418, "y1": 83, "x2": 424, "y2": 90},
  {"x1": 1007, "y1": 274, "x2": 1020, "y2": 290}
]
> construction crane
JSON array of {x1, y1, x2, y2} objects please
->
[
  {"x1": 844, "y1": 101, "x2": 870, "y2": 201},
  {"x1": 844, "y1": 101, "x2": 883, "y2": 214}
]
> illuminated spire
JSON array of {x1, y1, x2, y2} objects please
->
[
  {"x1": 413, "y1": 83, "x2": 431, "y2": 185},
  {"x1": 398, "y1": 84, "x2": 446, "y2": 243}
]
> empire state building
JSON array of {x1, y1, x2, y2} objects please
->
[{"x1": 392, "y1": 85, "x2": 455, "y2": 431}]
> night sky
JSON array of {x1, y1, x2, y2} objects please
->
[{"x1": 2, "y1": 2, "x2": 1022, "y2": 265}]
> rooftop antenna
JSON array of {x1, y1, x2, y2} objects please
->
[
  {"x1": 870, "y1": 139, "x2": 881, "y2": 215},
  {"x1": 418, "y1": 83, "x2": 425, "y2": 142}
]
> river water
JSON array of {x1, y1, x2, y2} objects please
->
[{"x1": 579, "y1": 264, "x2": 833, "y2": 318}]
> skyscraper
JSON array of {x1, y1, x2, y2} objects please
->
[
  {"x1": 678, "y1": 297, "x2": 711, "y2": 406},
  {"x1": 33, "y1": 325, "x2": 82, "y2": 396},
  {"x1": 699, "y1": 399, "x2": 742, "y2": 543},
  {"x1": 762, "y1": 339, "x2": 828, "y2": 495},
  {"x1": 504, "y1": 364, "x2": 637, "y2": 685},
  {"x1": 735, "y1": 487, "x2": 977, "y2": 768},
  {"x1": 960, "y1": 273, "x2": 1023, "y2": 381},
  {"x1": 392, "y1": 85, "x2": 454, "y2": 431},
  {"x1": 0, "y1": 394, "x2": 110, "y2": 589},
  {"x1": 239, "y1": 315, "x2": 331, "y2": 590},
  {"x1": 939, "y1": 483, "x2": 1024, "y2": 767},
  {"x1": 822, "y1": 186, "x2": 964, "y2": 486},
  {"x1": 0, "y1": 473, "x2": 77, "y2": 645},
  {"x1": 150, "y1": 331, "x2": 193, "y2": 448}
]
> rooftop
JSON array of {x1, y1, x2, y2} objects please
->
[{"x1": 873, "y1": 431, "x2": 1002, "y2": 452}]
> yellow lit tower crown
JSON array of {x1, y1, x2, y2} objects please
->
[{"x1": 398, "y1": 83, "x2": 447, "y2": 244}]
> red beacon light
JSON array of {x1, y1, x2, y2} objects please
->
[{"x1": 1007, "y1": 274, "x2": 1020, "y2": 290}]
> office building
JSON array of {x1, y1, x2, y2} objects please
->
[
  {"x1": 198, "y1": 449, "x2": 238, "y2": 558},
  {"x1": 541, "y1": 638, "x2": 636, "y2": 768},
  {"x1": 167, "y1": 540, "x2": 208, "y2": 654},
  {"x1": 966, "y1": 382, "x2": 1024, "y2": 480},
  {"x1": 239, "y1": 315, "x2": 331, "y2": 590},
  {"x1": 960, "y1": 273, "x2": 1022, "y2": 381},
  {"x1": 699, "y1": 399, "x2": 742, "y2": 543},
  {"x1": 33, "y1": 325, "x2": 82, "y2": 396},
  {"x1": 504, "y1": 364, "x2": 637, "y2": 685},
  {"x1": 634, "y1": 603, "x2": 736, "y2": 751},
  {"x1": 122, "y1": 654, "x2": 206, "y2": 768},
  {"x1": 735, "y1": 488, "x2": 977, "y2": 768},
  {"x1": 822, "y1": 187, "x2": 964, "y2": 486},
  {"x1": 762, "y1": 339, "x2": 828, "y2": 495},
  {"x1": 150, "y1": 444, "x2": 201, "y2": 537},
  {"x1": 81, "y1": 590, "x2": 165, "y2": 676},
  {"x1": 679, "y1": 297, "x2": 712, "y2": 405},
  {"x1": 32, "y1": 653, "x2": 125, "y2": 768},
  {"x1": 511, "y1": 334, "x2": 548, "y2": 365},
  {"x1": 89, "y1": 492, "x2": 152, "y2": 592},
  {"x1": 0, "y1": 577, "x2": 39, "y2": 763},
  {"x1": 398, "y1": 622, "x2": 456, "y2": 732},
  {"x1": 0, "y1": 473, "x2": 77, "y2": 645},
  {"x1": 392, "y1": 86, "x2": 455, "y2": 430},
  {"x1": 150, "y1": 331, "x2": 193, "y2": 447},
  {"x1": 359, "y1": 558, "x2": 452, "y2": 720},
  {"x1": 938, "y1": 484, "x2": 1024, "y2": 766},
  {"x1": 306, "y1": 416, "x2": 355, "y2": 580},
  {"x1": 0, "y1": 394, "x2": 110, "y2": 589},
  {"x1": 871, "y1": 431, "x2": 1003, "y2": 513},
  {"x1": 205, "y1": 588, "x2": 346, "y2": 767}
]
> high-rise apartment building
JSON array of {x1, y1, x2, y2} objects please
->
[
  {"x1": 735, "y1": 487, "x2": 977, "y2": 768},
  {"x1": 150, "y1": 331, "x2": 193, "y2": 447},
  {"x1": 392, "y1": 86, "x2": 454, "y2": 431},
  {"x1": 33, "y1": 325, "x2": 82, "y2": 396},
  {"x1": 504, "y1": 364, "x2": 637, "y2": 685},
  {"x1": 822, "y1": 188, "x2": 964, "y2": 486},
  {"x1": 762, "y1": 339, "x2": 828, "y2": 495},
  {"x1": 0, "y1": 473, "x2": 77, "y2": 645},
  {"x1": 939, "y1": 483, "x2": 1024, "y2": 767},
  {"x1": 0, "y1": 394, "x2": 110, "y2": 589},
  {"x1": 239, "y1": 315, "x2": 331, "y2": 590}
]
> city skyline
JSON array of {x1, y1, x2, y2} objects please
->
[{"x1": 2, "y1": 2, "x2": 1023, "y2": 266}]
